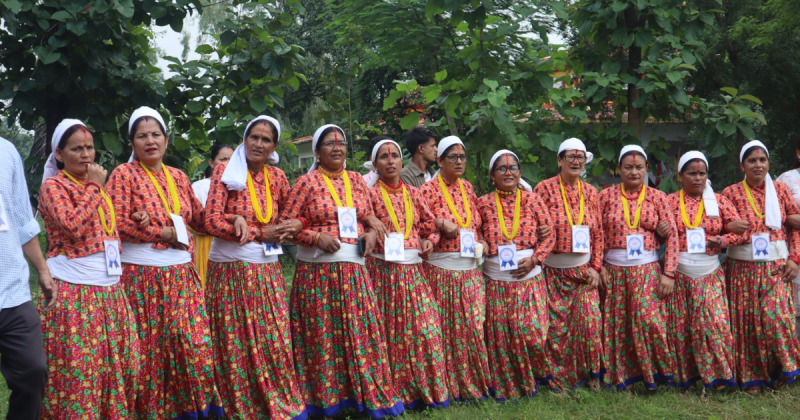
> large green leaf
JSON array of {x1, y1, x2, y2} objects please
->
[{"x1": 399, "y1": 112, "x2": 420, "y2": 130}]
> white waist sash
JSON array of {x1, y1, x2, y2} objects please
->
[
  {"x1": 296, "y1": 243, "x2": 365, "y2": 265},
  {"x1": 208, "y1": 238, "x2": 279, "y2": 264},
  {"x1": 727, "y1": 240, "x2": 788, "y2": 262},
  {"x1": 120, "y1": 242, "x2": 192, "y2": 267},
  {"x1": 371, "y1": 249, "x2": 422, "y2": 265},
  {"x1": 425, "y1": 252, "x2": 478, "y2": 271},
  {"x1": 46, "y1": 252, "x2": 120, "y2": 287},
  {"x1": 483, "y1": 248, "x2": 540, "y2": 282},
  {"x1": 677, "y1": 252, "x2": 721, "y2": 279},
  {"x1": 544, "y1": 252, "x2": 592, "y2": 269},
  {"x1": 604, "y1": 248, "x2": 659, "y2": 267}
]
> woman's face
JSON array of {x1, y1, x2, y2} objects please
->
[
  {"x1": 558, "y1": 149, "x2": 586, "y2": 178},
  {"x1": 437, "y1": 144, "x2": 466, "y2": 179},
  {"x1": 56, "y1": 128, "x2": 95, "y2": 177},
  {"x1": 131, "y1": 118, "x2": 167, "y2": 166},
  {"x1": 740, "y1": 147, "x2": 769, "y2": 183},
  {"x1": 374, "y1": 143, "x2": 403, "y2": 180},
  {"x1": 490, "y1": 154, "x2": 521, "y2": 192},
  {"x1": 316, "y1": 130, "x2": 347, "y2": 171},
  {"x1": 244, "y1": 122, "x2": 276, "y2": 167},
  {"x1": 210, "y1": 147, "x2": 233, "y2": 169},
  {"x1": 679, "y1": 160, "x2": 708, "y2": 197},
  {"x1": 619, "y1": 153, "x2": 648, "y2": 190}
]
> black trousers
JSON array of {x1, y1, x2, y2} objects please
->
[{"x1": 0, "y1": 301, "x2": 47, "y2": 420}]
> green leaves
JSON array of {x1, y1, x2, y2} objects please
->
[
  {"x1": 399, "y1": 112, "x2": 420, "y2": 130},
  {"x1": 250, "y1": 96, "x2": 268, "y2": 113}
]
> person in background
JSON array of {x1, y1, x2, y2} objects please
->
[
  {"x1": 775, "y1": 139, "x2": 800, "y2": 340},
  {"x1": 0, "y1": 137, "x2": 57, "y2": 420},
  {"x1": 400, "y1": 126, "x2": 437, "y2": 187},
  {"x1": 191, "y1": 143, "x2": 233, "y2": 287},
  {"x1": 362, "y1": 135, "x2": 393, "y2": 187}
]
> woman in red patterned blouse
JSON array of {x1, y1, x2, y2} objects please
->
[
  {"x1": 477, "y1": 149, "x2": 555, "y2": 400},
  {"x1": 418, "y1": 136, "x2": 491, "y2": 401},
  {"x1": 203, "y1": 116, "x2": 307, "y2": 419},
  {"x1": 721, "y1": 141, "x2": 800, "y2": 394},
  {"x1": 534, "y1": 138, "x2": 604, "y2": 392},
  {"x1": 106, "y1": 107, "x2": 222, "y2": 419},
  {"x1": 38, "y1": 119, "x2": 144, "y2": 418},
  {"x1": 280, "y1": 125, "x2": 402, "y2": 418},
  {"x1": 664, "y1": 151, "x2": 742, "y2": 392},
  {"x1": 598, "y1": 144, "x2": 678, "y2": 391},
  {"x1": 363, "y1": 137, "x2": 449, "y2": 409}
]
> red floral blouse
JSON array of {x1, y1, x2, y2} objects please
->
[
  {"x1": 368, "y1": 180, "x2": 438, "y2": 253},
  {"x1": 534, "y1": 176, "x2": 605, "y2": 271},
  {"x1": 476, "y1": 189, "x2": 555, "y2": 262},
  {"x1": 39, "y1": 172, "x2": 120, "y2": 259},
  {"x1": 665, "y1": 191, "x2": 745, "y2": 255},
  {"x1": 418, "y1": 176, "x2": 484, "y2": 253}
]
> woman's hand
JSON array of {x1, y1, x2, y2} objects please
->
[
  {"x1": 131, "y1": 211, "x2": 150, "y2": 228},
  {"x1": 586, "y1": 267, "x2": 601, "y2": 289},
  {"x1": 363, "y1": 215, "x2": 388, "y2": 240},
  {"x1": 261, "y1": 225, "x2": 283, "y2": 244},
  {"x1": 727, "y1": 220, "x2": 750, "y2": 235},
  {"x1": 233, "y1": 216, "x2": 250, "y2": 246},
  {"x1": 511, "y1": 255, "x2": 536, "y2": 279},
  {"x1": 787, "y1": 214, "x2": 800, "y2": 230},
  {"x1": 86, "y1": 163, "x2": 108, "y2": 186},
  {"x1": 420, "y1": 239, "x2": 434, "y2": 260},
  {"x1": 477, "y1": 240, "x2": 489, "y2": 257},
  {"x1": 537, "y1": 225, "x2": 552, "y2": 242},
  {"x1": 656, "y1": 221, "x2": 671, "y2": 239},
  {"x1": 657, "y1": 273, "x2": 675, "y2": 299},
  {"x1": 599, "y1": 266, "x2": 609, "y2": 290},
  {"x1": 317, "y1": 233, "x2": 341, "y2": 254},
  {"x1": 360, "y1": 230, "x2": 378, "y2": 256},
  {"x1": 783, "y1": 259, "x2": 799, "y2": 282},
  {"x1": 160, "y1": 226, "x2": 189, "y2": 250},
  {"x1": 706, "y1": 235, "x2": 723, "y2": 249},
  {"x1": 274, "y1": 219, "x2": 303, "y2": 240},
  {"x1": 437, "y1": 218, "x2": 459, "y2": 239}
]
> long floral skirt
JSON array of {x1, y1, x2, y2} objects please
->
[
  {"x1": 193, "y1": 233, "x2": 213, "y2": 289},
  {"x1": 206, "y1": 261, "x2": 308, "y2": 420},
  {"x1": 38, "y1": 280, "x2": 140, "y2": 419},
  {"x1": 421, "y1": 263, "x2": 490, "y2": 401},
  {"x1": 725, "y1": 259, "x2": 800, "y2": 387},
  {"x1": 484, "y1": 273, "x2": 553, "y2": 400},
  {"x1": 123, "y1": 263, "x2": 223, "y2": 419},
  {"x1": 543, "y1": 265, "x2": 603, "y2": 390},
  {"x1": 290, "y1": 261, "x2": 403, "y2": 419},
  {"x1": 366, "y1": 258, "x2": 449, "y2": 409},
  {"x1": 603, "y1": 262, "x2": 675, "y2": 389},
  {"x1": 665, "y1": 267, "x2": 735, "y2": 389}
]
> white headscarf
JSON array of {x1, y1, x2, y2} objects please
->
[
  {"x1": 432, "y1": 135, "x2": 465, "y2": 179},
  {"x1": 220, "y1": 116, "x2": 282, "y2": 191},
  {"x1": 619, "y1": 144, "x2": 647, "y2": 163},
  {"x1": 127, "y1": 106, "x2": 167, "y2": 163},
  {"x1": 42, "y1": 119, "x2": 87, "y2": 184},
  {"x1": 488, "y1": 149, "x2": 533, "y2": 192},
  {"x1": 308, "y1": 124, "x2": 346, "y2": 174},
  {"x1": 558, "y1": 138, "x2": 594, "y2": 163},
  {"x1": 364, "y1": 139, "x2": 402, "y2": 188},
  {"x1": 678, "y1": 151, "x2": 719, "y2": 217},
  {"x1": 740, "y1": 140, "x2": 781, "y2": 230}
]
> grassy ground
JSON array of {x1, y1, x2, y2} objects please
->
[{"x1": 3, "y1": 233, "x2": 800, "y2": 419}]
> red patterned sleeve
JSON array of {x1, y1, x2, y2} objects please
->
[
  {"x1": 717, "y1": 194, "x2": 746, "y2": 247},
  {"x1": 274, "y1": 169, "x2": 291, "y2": 223},
  {"x1": 204, "y1": 165, "x2": 247, "y2": 242},
  {"x1": 279, "y1": 174, "x2": 316, "y2": 247},
  {"x1": 352, "y1": 173, "x2": 375, "y2": 219},
  {"x1": 178, "y1": 170, "x2": 206, "y2": 234},
  {"x1": 587, "y1": 185, "x2": 605, "y2": 271},
  {"x1": 778, "y1": 183, "x2": 800, "y2": 257},
  {"x1": 530, "y1": 192, "x2": 555, "y2": 263},
  {"x1": 39, "y1": 179, "x2": 103, "y2": 240},
  {"x1": 106, "y1": 165, "x2": 162, "y2": 243},
  {"x1": 655, "y1": 190, "x2": 679, "y2": 272},
  {"x1": 466, "y1": 181, "x2": 484, "y2": 242},
  {"x1": 414, "y1": 188, "x2": 439, "y2": 246}
]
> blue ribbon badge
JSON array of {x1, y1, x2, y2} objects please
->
[
  {"x1": 628, "y1": 236, "x2": 642, "y2": 256},
  {"x1": 340, "y1": 210, "x2": 356, "y2": 234},
  {"x1": 386, "y1": 235, "x2": 403, "y2": 257},
  {"x1": 689, "y1": 231, "x2": 704, "y2": 250},
  {"x1": 500, "y1": 247, "x2": 516, "y2": 268},
  {"x1": 106, "y1": 243, "x2": 120, "y2": 269},
  {"x1": 754, "y1": 237, "x2": 769, "y2": 256},
  {"x1": 264, "y1": 243, "x2": 278, "y2": 252},
  {"x1": 462, "y1": 232, "x2": 475, "y2": 254},
  {"x1": 574, "y1": 229, "x2": 589, "y2": 250}
]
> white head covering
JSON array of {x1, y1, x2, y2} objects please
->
[
  {"x1": 432, "y1": 135, "x2": 465, "y2": 179},
  {"x1": 678, "y1": 150, "x2": 719, "y2": 217},
  {"x1": 557, "y1": 138, "x2": 594, "y2": 163},
  {"x1": 127, "y1": 106, "x2": 167, "y2": 163},
  {"x1": 42, "y1": 119, "x2": 87, "y2": 184},
  {"x1": 220, "y1": 116, "x2": 282, "y2": 191},
  {"x1": 488, "y1": 149, "x2": 533, "y2": 192},
  {"x1": 363, "y1": 139, "x2": 402, "y2": 187},
  {"x1": 619, "y1": 144, "x2": 647, "y2": 163},
  {"x1": 740, "y1": 140, "x2": 781, "y2": 230},
  {"x1": 308, "y1": 124, "x2": 346, "y2": 174}
]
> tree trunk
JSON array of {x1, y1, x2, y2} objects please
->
[
  {"x1": 624, "y1": 6, "x2": 646, "y2": 141},
  {"x1": 44, "y1": 86, "x2": 69, "y2": 155}
]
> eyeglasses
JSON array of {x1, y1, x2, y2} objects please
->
[
  {"x1": 444, "y1": 154, "x2": 467, "y2": 163},
  {"x1": 563, "y1": 154, "x2": 587, "y2": 163},
  {"x1": 320, "y1": 141, "x2": 348, "y2": 149},
  {"x1": 494, "y1": 165, "x2": 521, "y2": 174}
]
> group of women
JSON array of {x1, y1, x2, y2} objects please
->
[{"x1": 34, "y1": 105, "x2": 800, "y2": 420}]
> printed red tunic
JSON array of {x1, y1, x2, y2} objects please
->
[
  {"x1": 665, "y1": 191, "x2": 745, "y2": 253},
  {"x1": 476, "y1": 189, "x2": 555, "y2": 261},
  {"x1": 418, "y1": 177, "x2": 483, "y2": 252},
  {"x1": 369, "y1": 180, "x2": 438, "y2": 253}
]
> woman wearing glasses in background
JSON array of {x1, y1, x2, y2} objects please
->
[{"x1": 419, "y1": 136, "x2": 491, "y2": 401}]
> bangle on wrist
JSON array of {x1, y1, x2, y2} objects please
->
[
  {"x1": 789, "y1": 255, "x2": 800, "y2": 265},
  {"x1": 662, "y1": 271, "x2": 675, "y2": 280}
]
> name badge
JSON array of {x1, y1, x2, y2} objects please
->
[
  {"x1": 104, "y1": 240, "x2": 123, "y2": 275},
  {"x1": 169, "y1": 213, "x2": 190, "y2": 246},
  {"x1": 263, "y1": 242, "x2": 283, "y2": 256},
  {"x1": 498, "y1": 244, "x2": 518, "y2": 272},
  {"x1": 686, "y1": 228, "x2": 706, "y2": 254},
  {"x1": 626, "y1": 234, "x2": 645, "y2": 260},
  {"x1": 572, "y1": 225, "x2": 590, "y2": 253},
  {"x1": 460, "y1": 229, "x2": 476, "y2": 258},
  {"x1": 752, "y1": 233, "x2": 770, "y2": 260},
  {"x1": 337, "y1": 207, "x2": 359, "y2": 239},
  {"x1": 384, "y1": 233, "x2": 405, "y2": 261},
  {"x1": 0, "y1": 193, "x2": 8, "y2": 232}
]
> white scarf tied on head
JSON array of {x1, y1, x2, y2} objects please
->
[
  {"x1": 740, "y1": 140, "x2": 781, "y2": 230},
  {"x1": 220, "y1": 116, "x2": 282, "y2": 191},
  {"x1": 127, "y1": 106, "x2": 167, "y2": 163},
  {"x1": 432, "y1": 135, "x2": 465, "y2": 179},
  {"x1": 678, "y1": 150, "x2": 719, "y2": 217},
  {"x1": 488, "y1": 149, "x2": 533, "y2": 192},
  {"x1": 42, "y1": 119, "x2": 87, "y2": 184},
  {"x1": 308, "y1": 124, "x2": 346, "y2": 174},
  {"x1": 557, "y1": 138, "x2": 594, "y2": 164},
  {"x1": 364, "y1": 139, "x2": 402, "y2": 187},
  {"x1": 619, "y1": 144, "x2": 647, "y2": 163}
]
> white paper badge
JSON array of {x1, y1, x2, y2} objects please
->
[
  {"x1": 104, "y1": 240, "x2": 123, "y2": 275},
  {"x1": 263, "y1": 242, "x2": 284, "y2": 256},
  {"x1": 460, "y1": 229, "x2": 476, "y2": 258},
  {"x1": 0, "y1": 193, "x2": 9, "y2": 232},
  {"x1": 337, "y1": 207, "x2": 359, "y2": 239},
  {"x1": 626, "y1": 234, "x2": 645, "y2": 260},
  {"x1": 498, "y1": 244, "x2": 518, "y2": 272},
  {"x1": 752, "y1": 233, "x2": 770, "y2": 260},
  {"x1": 686, "y1": 228, "x2": 706, "y2": 254},
  {"x1": 169, "y1": 213, "x2": 190, "y2": 246},
  {"x1": 572, "y1": 225, "x2": 590, "y2": 254},
  {"x1": 384, "y1": 233, "x2": 405, "y2": 261}
]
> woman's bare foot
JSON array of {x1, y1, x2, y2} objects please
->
[
  {"x1": 588, "y1": 378, "x2": 600, "y2": 391},
  {"x1": 713, "y1": 384, "x2": 726, "y2": 391},
  {"x1": 745, "y1": 386, "x2": 761, "y2": 395},
  {"x1": 774, "y1": 379, "x2": 788, "y2": 390}
]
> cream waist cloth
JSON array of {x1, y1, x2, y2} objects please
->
[
  {"x1": 425, "y1": 252, "x2": 479, "y2": 271},
  {"x1": 603, "y1": 248, "x2": 659, "y2": 267},
  {"x1": 47, "y1": 252, "x2": 120, "y2": 287},
  {"x1": 544, "y1": 252, "x2": 592, "y2": 269},
  {"x1": 483, "y1": 248, "x2": 540, "y2": 281},
  {"x1": 726, "y1": 240, "x2": 788, "y2": 262},
  {"x1": 371, "y1": 249, "x2": 422, "y2": 265},
  {"x1": 120, "y1": 242, "x2": 192, "y2": 267},
  {"x1": 296, "y1": 243, "x2": 365, "y2": 265},
  {"x1": 677, "y1": 252, "x2": 720, "y2": 279},
  {"x1": 208, "y1": 238, "x2": 279, "y2": 264}
]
